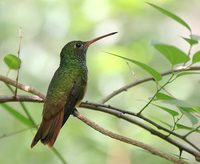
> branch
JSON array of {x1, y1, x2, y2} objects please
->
[
  {"x1": 81, "y1": 102, "x2": 200, "y2": 152},
  {"x1": 0, "y1": 94, "x2": 199, "y2": 153},
  {"x1": 0, "y1": 95, "x2": 185, "y2": 163},
  {"x1": 74, "y1": 110, "x2": 186, "y2": 164},
  {"x1": 0, "y1": 95, "x2": 43, "y2": 103},
  {"x1": 0, "y1": 94, "x2": 200, "y2": 161},
  {"x1": 80, "y1": 102, "x2": 200, "y2": 160},
  {"x1": 101, "y1": 66, "x2": 200, "y2": 103},
  {"x1": 1, "y1": 75, "x2": 200, "y2": 162},
  {"x1": 0, "y1": 76, "x2": 66, "y2": 163},
  {"x1": 0, "y1": 75, "x2": 45, "y2": 99}
]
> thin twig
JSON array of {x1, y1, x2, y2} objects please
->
[
  {"x1": 1, "y1": 82, "x2": 66, "y2": 164},
  {"x1": 101, "y1": 66, "x2": 200, "y2": 103},
  {"x1": 0, "y1": 75, "x2": 45, "y2": 99},
  {"x1": 183, "y1": 125, "x2": 200, "y2": 138},
  {"x1": 74, "y1": 110, "x2": 186, "y2": 164},
  {"x1": 0, "y1": 127, "x2": 34, "y2": 139},
  {"x1": 1, "y1": 95, "x2": 199, "y2": 153},
  {"x1": 5, "y1": 84, "x2": 37, "y2": 127},
  {"x1": 80, "y1": 102, "x2": 200, "y2": 159},
  {"x1": 14, "y1": 27, "x2": 23, "y2": 97},
  {"x1": 137, "y1": 74, "x2": 174, "y2": 115},
  {"x1": 168, "y1": 114, "x2": 184, "y2": 137},
  {"x1": 1, "y1": 75, "x2": 200, "y2": 161},
  {"x1": 0, "y1": 95, "x2": 43, "y2": 103}
]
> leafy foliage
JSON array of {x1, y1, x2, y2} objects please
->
[
  {"x1": 3, "y1": 54, "x2": 21, "y2": 70},
  {"x1": 152, "y1": 104, "x2": 179, "y2": 117},
  {"x1": 182, "y1": 37, "x2": 198, "y2": 46},
  {"x1": 0, "y1": 104, "x2": 33, "y2": 127},
  {"x1": 147, "y1": 3, "x2": 191, "y2": 32},
  {"x1": 106, "y1": 52, "x2": 162, "y2": 81},
  {"x1": 153, "y1": 44, "x2": 189, "y2": 65},
  {"x1": 192, "y1": 51, "x2": 200, "y2": 64}
]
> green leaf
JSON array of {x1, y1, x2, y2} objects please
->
[
  {"x1": 176, "y1": 72, "x2": 200, "y2": 78},
  {"x1": 106, "y1": 52, "x2": 162, "y2": 81},
  {"x1": 178, "y1": 107, "x2": 199, "y2": 125},
  {"x1": 193, "y1": 106, "x2": 200, "y2": 112},
  {"x1": 154, "y1": 93, "x2": 199, "y2": 125},
  {"x1": 154, "y1": 44, "x2": 189, "y2": 65},
  {"x1": 153, "y1": 104, "x2": 179, "y2": 117},
  {"x1": 192, "y1": 51, "x2": 200, "y2": 64},
  {"x1": 182, "y1": 37, "x2": 198, "y2": 46},
  {"x1": 147, "y1": 3, "x2": 191, "y2": 32},
  {"x1": 154, "y1": 92, "x2": 174, "y2": 101},
  {"x1": 176, "y1": 123, "x2": 193, "y2": 130},
  {"x1": 4, "y1": 54, "x2": 21, "y2": 70},
  {"x1": 0, "y1": 104, "x2": 33, "y2": 127},
  {"x1": 165, "y1": 99, "x2": 193, "y2": 108},
  {"x1": 195, "y1": 130, "x2": 200, "y2": 133},
  {"x1": 155, "y1": 93, "x2": 197, "y2": 109},
  {"x1": 180, "y1": 107, "x2": 198, "y2": 113}
]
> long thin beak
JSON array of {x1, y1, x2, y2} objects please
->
[{"x1": 85, "y1": 32, "x2": 117, "y2": 47}]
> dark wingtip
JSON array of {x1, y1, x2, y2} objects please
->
[
  {"x1": 31, "y1": 140, "x2": 37, "y2": 148},
  {"x1": 30, "y1": 129, "x2": 41, "y2": 148}
]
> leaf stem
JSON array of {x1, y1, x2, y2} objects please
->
[{"x1": 137, "y1": 74, "x2": 174, "y2": 115}]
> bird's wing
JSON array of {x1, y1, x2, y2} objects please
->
[
  {"x1": 42, "y1": 71, "x2": 86, "y2": 120},
  {"x1": 31, "y1": 80, "x2": 86, "y2": 148},
  {"x1": 62, "y1": 81, "x2": 86, "y2": 126}
]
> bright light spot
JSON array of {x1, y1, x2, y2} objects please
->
[
  {"x1": 44, "y1": 7, "x2": 70, "y2": 39},
  {"x1": 82, "y1": 0, "x2": 110, "y2": 22},
  {"x1": 98, "y1": 73, "x2": 125, "y2": 95}
]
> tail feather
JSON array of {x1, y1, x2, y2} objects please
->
[{"x1": 31, "y1": 109, "x2": 64, "y2": 148}]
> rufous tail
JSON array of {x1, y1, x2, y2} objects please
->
[{"x1": 31, "y1": 109, "x2": 64, "y2": 148}]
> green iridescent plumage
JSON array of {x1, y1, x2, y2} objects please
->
[{"x1": 31, "y1": 32, "x2": 117, "y2": 148}]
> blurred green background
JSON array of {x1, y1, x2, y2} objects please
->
[{"x1": 0, "y1": 0, "x2": 200, "y2": 163}]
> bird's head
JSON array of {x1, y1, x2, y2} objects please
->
[{"x1": 60, "y1": 32, "x2": 117, "y2": 66}]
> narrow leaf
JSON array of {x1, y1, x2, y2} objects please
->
[
  {"x1": 155, "y1": 93, "x2": 196, "y2": 109},
  {"x1": 106, "y1": 52, "x2": 162, "y2": 81},
  {"x1": 192, "y1": 51, "x2": 200, "y2": 64},
  {"x1": 165, "y1": 99, "x2": 194, "y2": 108},
  {"x1": 4, "y1": 54, "x2": 21, "y2": 70},
  {"x1": 153, "y1": 104, "x2": 179, "y2": 117},
  {"x1": 154, "y1": 92, "x2": 174, "y2": 101},
  {"x1": 180, "y1": 107, "x2": 198, "y2": 113},
  {"x1": 193, "y1": 106, "x2": 200, "y2": 112},
  {"x1": 0, "y1": 104, "x2": 33, "y2": 127},
  {"x1": 154, "y1": 44, "x2": 189, "y2": 65},
  {"x1": 182, "y1": 37, "x2": 198, "y2": 46},
  {"x1": 147, "y1": 3, "x2": 191, "y2": 32},
  {"x1": 176, "y1": 123, "x2": 193, "y2": 130},
  {"x1": 178, "y1": 107, "x2": 198, "y2": 125}
]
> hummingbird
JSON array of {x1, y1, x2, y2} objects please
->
[{"x1": 31, "y1": 32, "x2": 117, "y2": 148}]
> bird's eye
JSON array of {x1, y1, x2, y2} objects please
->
[{"x1": 75, "y1": 42, "x2": 82, "y2": 48}]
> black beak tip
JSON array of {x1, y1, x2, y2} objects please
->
[{"x1": 112, "y1": 32, "x2": 118, "y2": 35}]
